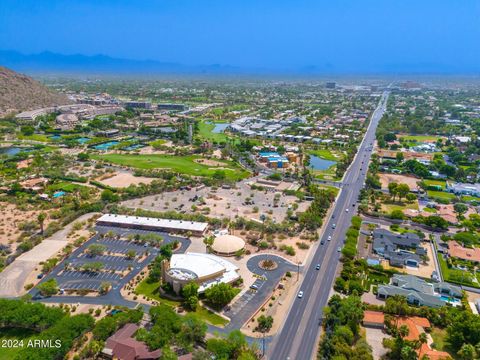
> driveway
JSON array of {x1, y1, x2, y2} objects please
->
[
  {"x1": 0, "y1": 212, "x2": 98, "y2": 297},
  {"x1": 364, "y1": 327, "x2": 390, "y2": 360}
]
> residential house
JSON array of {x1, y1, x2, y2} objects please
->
[{"x1": 372, "y1": 229, "x2": 426, "y2": 268}]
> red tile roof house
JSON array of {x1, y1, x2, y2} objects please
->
[
  {"x1": 363, "y1": 312, "x2": 451, "y2": 360},
  {"x1": 101, "y1": 323, "x2": 162, "y2": 360}
]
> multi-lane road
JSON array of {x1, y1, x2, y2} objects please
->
[{"x1": 268, "y1": 91, "x2": 389, "y2": 360}]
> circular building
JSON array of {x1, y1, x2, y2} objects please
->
[
  {"x1": 211, "y1": 235, "x2": 246, "y2": 256},
  {"x1": 163, "y1": 252, "x2": 240, "y2": 294}
]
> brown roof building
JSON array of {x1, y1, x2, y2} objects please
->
[
  {"x1": 102, "y1": 323, "x2": 162, "y2": 360},
  {"x1": 448, "y1": 241, "x2": 480, "y2": 263}
]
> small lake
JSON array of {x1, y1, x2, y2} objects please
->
[
  {"x1": 212, "y1": 123, "x2": 229, "y2": 133},
  {"x1": 76, "y1": 137, "x2": 91, "y2": 145},
  {"x1": 309, "y1": 155, "x2": 336, "y2": 170},
  {"x1": 0, "y1": 147, "x2": 31, "y2": 156}
]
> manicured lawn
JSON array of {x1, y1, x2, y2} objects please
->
[
  {"x1": 313, "y1": 164, "x2": 341, "y2": 181},
  {"x1": 135, "y1": 279, "x2": 228, "y2": 326},
  {"x1": 197, "y1": 121, "x2": 230, "y2": 143},
  {"x1": 381, "y1": 200, "x2": 419, "y2": 213},
  {"x1": 400, "y1": 135, "x2": 442, "y2": 142},
  {"x1": 17, "y1": 134, "x2": 50, "y2": 142},
  {"x1": 423, "y1": 179, "x2": 446, "y2": 189},
  {"x1": 423, "y1": 207, "x2": 437, "y2": 213},
  {"x1": 0, "y1": 328, "x2": 37, "y2": 360},
  {"x1": 308, "y1": 149, "x2": 343, "y2": 161},
  {"x1": 427, "y1": 190, "x2": 456, "y2": 201},
  {"x1": 47, "y1": 182, "x2": 86, "y2": 192},
  {"x1": 92, "y1": 154, "x2": 249, "y2": 181}
]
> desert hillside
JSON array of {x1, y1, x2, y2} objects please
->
[{"x1": 0, "y1": 66, "x2": 71, "y2": 116}]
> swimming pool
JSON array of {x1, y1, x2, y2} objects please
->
[
  {"x1": 49, "y1": 135, "x2": 62, "y2": 140},
  {"x1": 440, "y1": 296, "x2": 461, "y2": 304},
  {"x1": 93, "y1": 141, "x2": 119, "y2": 150},
  {"x1": 53, "y1": 191, "x2": 66, "y2": 198}
]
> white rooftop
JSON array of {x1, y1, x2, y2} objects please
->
[
  {"x1": 97, "y1": 214, "x2": 208, "y2": 232},
  {"x1": 168, "y1": 252, "x2": 239, "y2": 292}
]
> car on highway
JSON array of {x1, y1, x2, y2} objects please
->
[
  {"x1": 327, "y1": 235, "x2": 332, "y2": 241},
  {"x1": 315, "y1": 264, "x2": 320, "y2": 270},
  {"x1": 337, "y1": 247, "x2": 342, "y2": 252},
  {"x1": 345, "y1": 208, "x2": 349, "y2": 212},
  {"x1": 332, "y1": 224, "x2": 336, "y2": 229},
  {"x1": 298, "y1": 291, "x2": 304, "y2": 298},
  {"x1": 320, "y1": 240, "x2": 325, "y2": 245}
]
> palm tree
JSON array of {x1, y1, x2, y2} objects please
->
[{"x1": 37, "y1": 212, "x2": 47, "y2": 235}]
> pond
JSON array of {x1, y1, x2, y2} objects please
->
[
  {"x1": 76, "y1": 137, "x2": 91, "y2": 145},
  {"x1": 309, "y1": 155, "x2": 336, "y2": 170},
  {"x1": 212, "y1": 123, "x2": 229, "y2": 133},
  {"x1": 0, "y1": 147, "x2": 31, "y2": 156},
  {"x1": 93, "y1": 141, "x2": 119, "y2": 150}
]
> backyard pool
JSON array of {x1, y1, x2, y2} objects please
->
[
  {"x1": 93, "y1": 141, "x2": 119, "y2": 150},
  {"x1": 53, "y1": 191, "x2": 66, "y2": 198},
  {"x1": 49, "y1": 135, "x2": 62, "y2": 140},
  {"x1": 309, "y1": 155, "x2": 336, "y2": 170}
]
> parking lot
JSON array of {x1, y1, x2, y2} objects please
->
[
  {"x1": 122, "y1": 179, "x2": 311, "y2": 223},
  {"x1": 33, "y1": 226, "x2": 190, "y2": 297}
]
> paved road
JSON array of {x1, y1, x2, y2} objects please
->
[{"x1": 268, "y1": 91, "x2": 389, "y2": 360}]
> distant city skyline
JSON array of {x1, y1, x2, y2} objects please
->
[{"x1": 1, "y1": 0, "x2": 479, "y2": 74}]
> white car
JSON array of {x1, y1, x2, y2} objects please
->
[
  {"x1": 332, "y1": 224, "x2": 336, "y2": 229},
  {"x1": 298, "y1": 291, "x2": 304, "y2": 298},
  {"x1": 345, "y1": 208, "x2": 349, "y2": 212},
  {"x1": 328, "y1": 235, "x2": 332, "y2": 241}
]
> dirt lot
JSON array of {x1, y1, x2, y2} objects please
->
[
  {"x1": 122, "y1": 179, "x2": 310, "y2": 223},
  {"x1": 0, "y1": 202, "x2": 54, "y2": 251},
  {"x1": 97, "y1": 171, "x2": 155, "y2": 188},
  {"x1": 379, "y1": 173, "x2": 421, "y2": 191}
]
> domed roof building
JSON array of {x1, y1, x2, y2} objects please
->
[{"x1": 211, "y1": 235, "x2": 246, "y2": 256}]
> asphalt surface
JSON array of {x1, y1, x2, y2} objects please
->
[{"x1": 268, "y1": 91, "x2": 389, "y2": 360}]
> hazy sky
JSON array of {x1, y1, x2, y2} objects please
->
[{"x1": 1, "y1": 0, "x2": 479, "y2": 72}]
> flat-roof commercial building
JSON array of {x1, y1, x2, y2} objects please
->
[
  {"x1": 96, "y1": 214, "x2": 208, "y2": 236},
  {"x1": 162, "y1": 252, "x2": 240, "y2": 293}
]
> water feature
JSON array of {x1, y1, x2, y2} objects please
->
[
  {"x1": 49, "y1": 135, "x2": 62, "y2": 140},
  {"x1": 76, "y1": 137, "x2": 91, "y2": 145},
  {"x1": 212, "y1": 123, "x2": 229, "y2": 133},
  {"x1": 53, "y1": 191, "x2": 66, "y2": 198},
  {"x1": 308, "y1": 155, "x2": 336, "y2": 170},
  {"x1": 0, "y1": 147, "x2": 31, "y2": 156},
  {"x1": 93, "y1": 141, "x2": 119, "y2": 150}
]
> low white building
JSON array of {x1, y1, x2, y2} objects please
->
[{"x1": 163, "y1": 252, "x2": 240, "y2": 293}]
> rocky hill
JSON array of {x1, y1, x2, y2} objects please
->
[{"x1": 0, "y1": 66, "x2": 71, "y2": 117}]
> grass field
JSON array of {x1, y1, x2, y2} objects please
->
[
  {"x1": 427, "y1": 190, "x2": 456, "y2": 201},
  {"x1": 308, "y1": 149, "x2": 342, "y2": 161},
  {"x1": 423, "y1": 179, "x2": 446, "y2": 189},
  {"x1": 47, "y1": 182, "x2": 87, "y2": 193},
  {"x1": 462, "y1": 195, "x2": 480, "y2": 203},
  {"x1": 400, "y1": 135, "x2": 442, "y2": 142},
  {"x1": 92, "y1": 153, "x2": 249, "y2": 180},
  {"x1": 197, "y1": 121, "x2": 230, "y2": 143},
  {"x1": 135, "y1": 279, "x2": 228, "y2": 326},
  {"x1": 0, "y1": 328, "x2": 37, "y2": 360},
  {"x1": 381, "y1": 200, "x2": 419, "y2": 213},
  {"x1": 17, "y1": 134, "x2": 50, "y2": 142}
]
